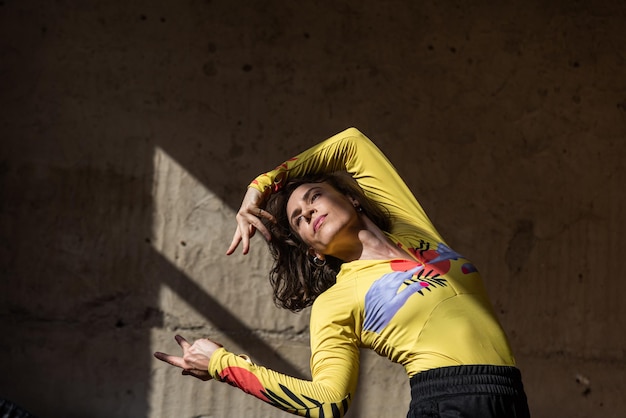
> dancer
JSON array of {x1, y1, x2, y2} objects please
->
[{"x1": 155, "y1": 127, "x2": 530, "y2": 417}]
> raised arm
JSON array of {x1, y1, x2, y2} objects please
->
[{"x1": 228, "y1": 127, "x2": 442, "y2": 255}]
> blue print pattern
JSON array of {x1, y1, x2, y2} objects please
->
[
  {"x1": 363, "y1": 242, "x2": 461, "y2": 334},
  {"x1": 429, "y1": 243, "x2": 463, "y2": 264},
  {"x1": 363, "y1": 267, "x2": 424, "y2": 333}
]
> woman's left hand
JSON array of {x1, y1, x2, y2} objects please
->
[{"x1": 154, "y1": 335, "x2": 222, "y2": 381}]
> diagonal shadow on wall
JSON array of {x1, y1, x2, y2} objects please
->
[{"x1": 153, "y1": 249, "x2": 306, "y2": 379}]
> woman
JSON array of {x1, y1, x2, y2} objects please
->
[{"x1": 154, "y1": 127, "x2": 530, "y2": 417}]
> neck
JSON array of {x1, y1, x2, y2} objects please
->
[{"x1": 331, "y1": 216, "x2": 411, "y2": 262}]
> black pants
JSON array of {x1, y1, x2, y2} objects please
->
[{"x1": 407, "y1": 365, "x2": 530, "y2": 418}]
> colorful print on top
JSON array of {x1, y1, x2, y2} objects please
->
[
  {"x1": 218, "y1": 366, "x2": 349, "y2": 417},
  {"x1": 363, "y1": 242, "x2": 473, "y2": 334}
]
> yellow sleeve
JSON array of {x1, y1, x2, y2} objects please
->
[
  {"x1": 250, "y1": 127, "x2": 443, "y2": 243},
  {"x1": 208, "y1": 292, "x2": 360, "y2": 417}
]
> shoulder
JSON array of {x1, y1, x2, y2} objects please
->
[
  {"x1": 310, "y1": 278, "x2": 360, "y2": 326},
  {"x1": 312, "y1": 260, "x2": 396, "y2": 311}
]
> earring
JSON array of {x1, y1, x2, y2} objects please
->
[{"x1": 313, "y1": 256, "x2": 326, "y2": 267}]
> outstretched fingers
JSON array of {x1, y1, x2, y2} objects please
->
[
  {"x1": 226, "y1": 227, "x2": 244, "y2": 255},
  {"x1": 175, "y1": 334, "x2": 191, "y2": 350},
  {"x1": 153, "y1": 335, "x2": 191, "y2": 369},
  {"x1": 226, "y1": 208, "x2": 275, "y2": 255},
  {"x1": 155, "y1": 335, "x2": 220, "y2": 383},
  {"x1": 153, "y1": 351, "x2": 185, "y2": 369}
]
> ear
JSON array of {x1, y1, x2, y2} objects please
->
[
  {"x1": 348, "y1": 195, "x2": 360, "y2": 208},
  {"x1": 308, "y1": 248, "x2": 324, "y2": 260}
]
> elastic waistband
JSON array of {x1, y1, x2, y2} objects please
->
[{"x1": 409, "y1": 365, "x2": 526, "y2": 401}]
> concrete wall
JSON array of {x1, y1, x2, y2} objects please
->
[{"x1": 1, "y1": 1, "x2": 624, "y2": 417}]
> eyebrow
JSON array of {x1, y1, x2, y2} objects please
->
[{"x1": 290, "y1": 186, "x2": 322, "y2": 224}]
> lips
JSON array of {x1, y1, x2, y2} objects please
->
[{"x1": 313, "y1": 215, "x2": 326, "y2": 233}]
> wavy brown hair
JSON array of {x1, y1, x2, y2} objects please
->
[{"x1": 262, "y1": 171, "x2": 391, "y2": 312}]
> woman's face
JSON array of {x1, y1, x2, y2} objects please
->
[{"x1": 286, "y1": 182, "x2": 361, "y2": 258}]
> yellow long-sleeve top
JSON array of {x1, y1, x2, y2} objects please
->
[{"x1": 208, "y1": 127, "x2": 515, "y2": 417}]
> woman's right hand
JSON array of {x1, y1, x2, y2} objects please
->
[
  {"x1": 154, "y1": 335, "x2": 222, "y2": 381},
  {"x1": 226, "y1": 187, "x2": 276, "y2": 255}
]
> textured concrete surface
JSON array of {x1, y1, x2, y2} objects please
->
[{"x1": 1, "y1": 0, "x2": 625, "y2": 417}]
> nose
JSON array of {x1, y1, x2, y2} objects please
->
[{"x1": 302, "y1": 206, "x2": 315, "y2": 223}]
